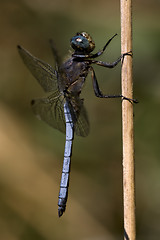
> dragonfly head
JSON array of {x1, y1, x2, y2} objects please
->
[{"x1": 70, "y1": 32, "x2": 95, "y2": 53}]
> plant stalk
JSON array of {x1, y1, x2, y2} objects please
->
[{"x1": 120, "y1": 0, "x2": 136, "y2": 239}]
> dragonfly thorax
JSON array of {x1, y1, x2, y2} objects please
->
[{"x1": 59, "y1": 57, "x2": 89, "y2": 91}]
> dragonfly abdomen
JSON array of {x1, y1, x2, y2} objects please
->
[{"x1": 58, "y1": 101, "x2": 74, "y2": 217}]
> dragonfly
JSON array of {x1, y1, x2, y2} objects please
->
[{"x1": 17, "y1": 31, "x2": 137, "y2": 217}]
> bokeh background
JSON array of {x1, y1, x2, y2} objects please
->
[{"x1": 0, "y1": 0, "x2": 160, "y2": 239}]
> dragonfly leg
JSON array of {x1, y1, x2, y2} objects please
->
[
  {"x1": 90, "y1": 51, "x2": 132, "y2": 68},
  {"x1": 90, "y1": 67, "x2": 138, "y2": 103},
  {"x1": 91, "y1": 55, "x2": 121, "y2": 68},
  {"x1": 91, "y1": 33, "x2": 118, "y2": 58}
]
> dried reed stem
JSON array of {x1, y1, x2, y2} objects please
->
[{"x1": 120, "y1": 0, "x2": 136, "y2": 239}]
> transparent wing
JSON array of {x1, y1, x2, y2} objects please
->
[
  {"x1": 31, "y1": 92, "x2": 89, "y2": 137},
  {"x1": 17, "y1": 45, "x2": 59, "y2": 92},
  {"x1": 18, "y1": 46, "x2": 89, "y2": 136},
  {"x1": 31, "y1": 92, "x2": 66, "y2": 134},
  {"x1": 74, "y1": 107, "x2": 89, "y2": 137},
  {"x1": 69, "y1": 98, "x2": 90, "y2": 137},
  {"x1": 49, "y1": 39, "x2": 61, "y2": 66}
]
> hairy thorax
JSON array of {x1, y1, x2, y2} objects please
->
[{"x1": 59, "y1": 57, "x2": 90, "y2": 95}]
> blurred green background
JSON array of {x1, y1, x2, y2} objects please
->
[{"x1": 0, "y1": 0, "x2": 160, "y2": 239}]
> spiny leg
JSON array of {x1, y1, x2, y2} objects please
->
[
  {"x1": 91, "y1": 33, "x2": 118, "y2": 58},
  {"x1": 90, "y1": 51, "x2": 132, "y2": 69},
  {"x1": 90, "y1": 67, "x2": 138, "y2": 103}
]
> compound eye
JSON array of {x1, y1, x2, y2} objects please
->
[{"x1": 71, "y1": 35, "x2": 90, "y2": 51}]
